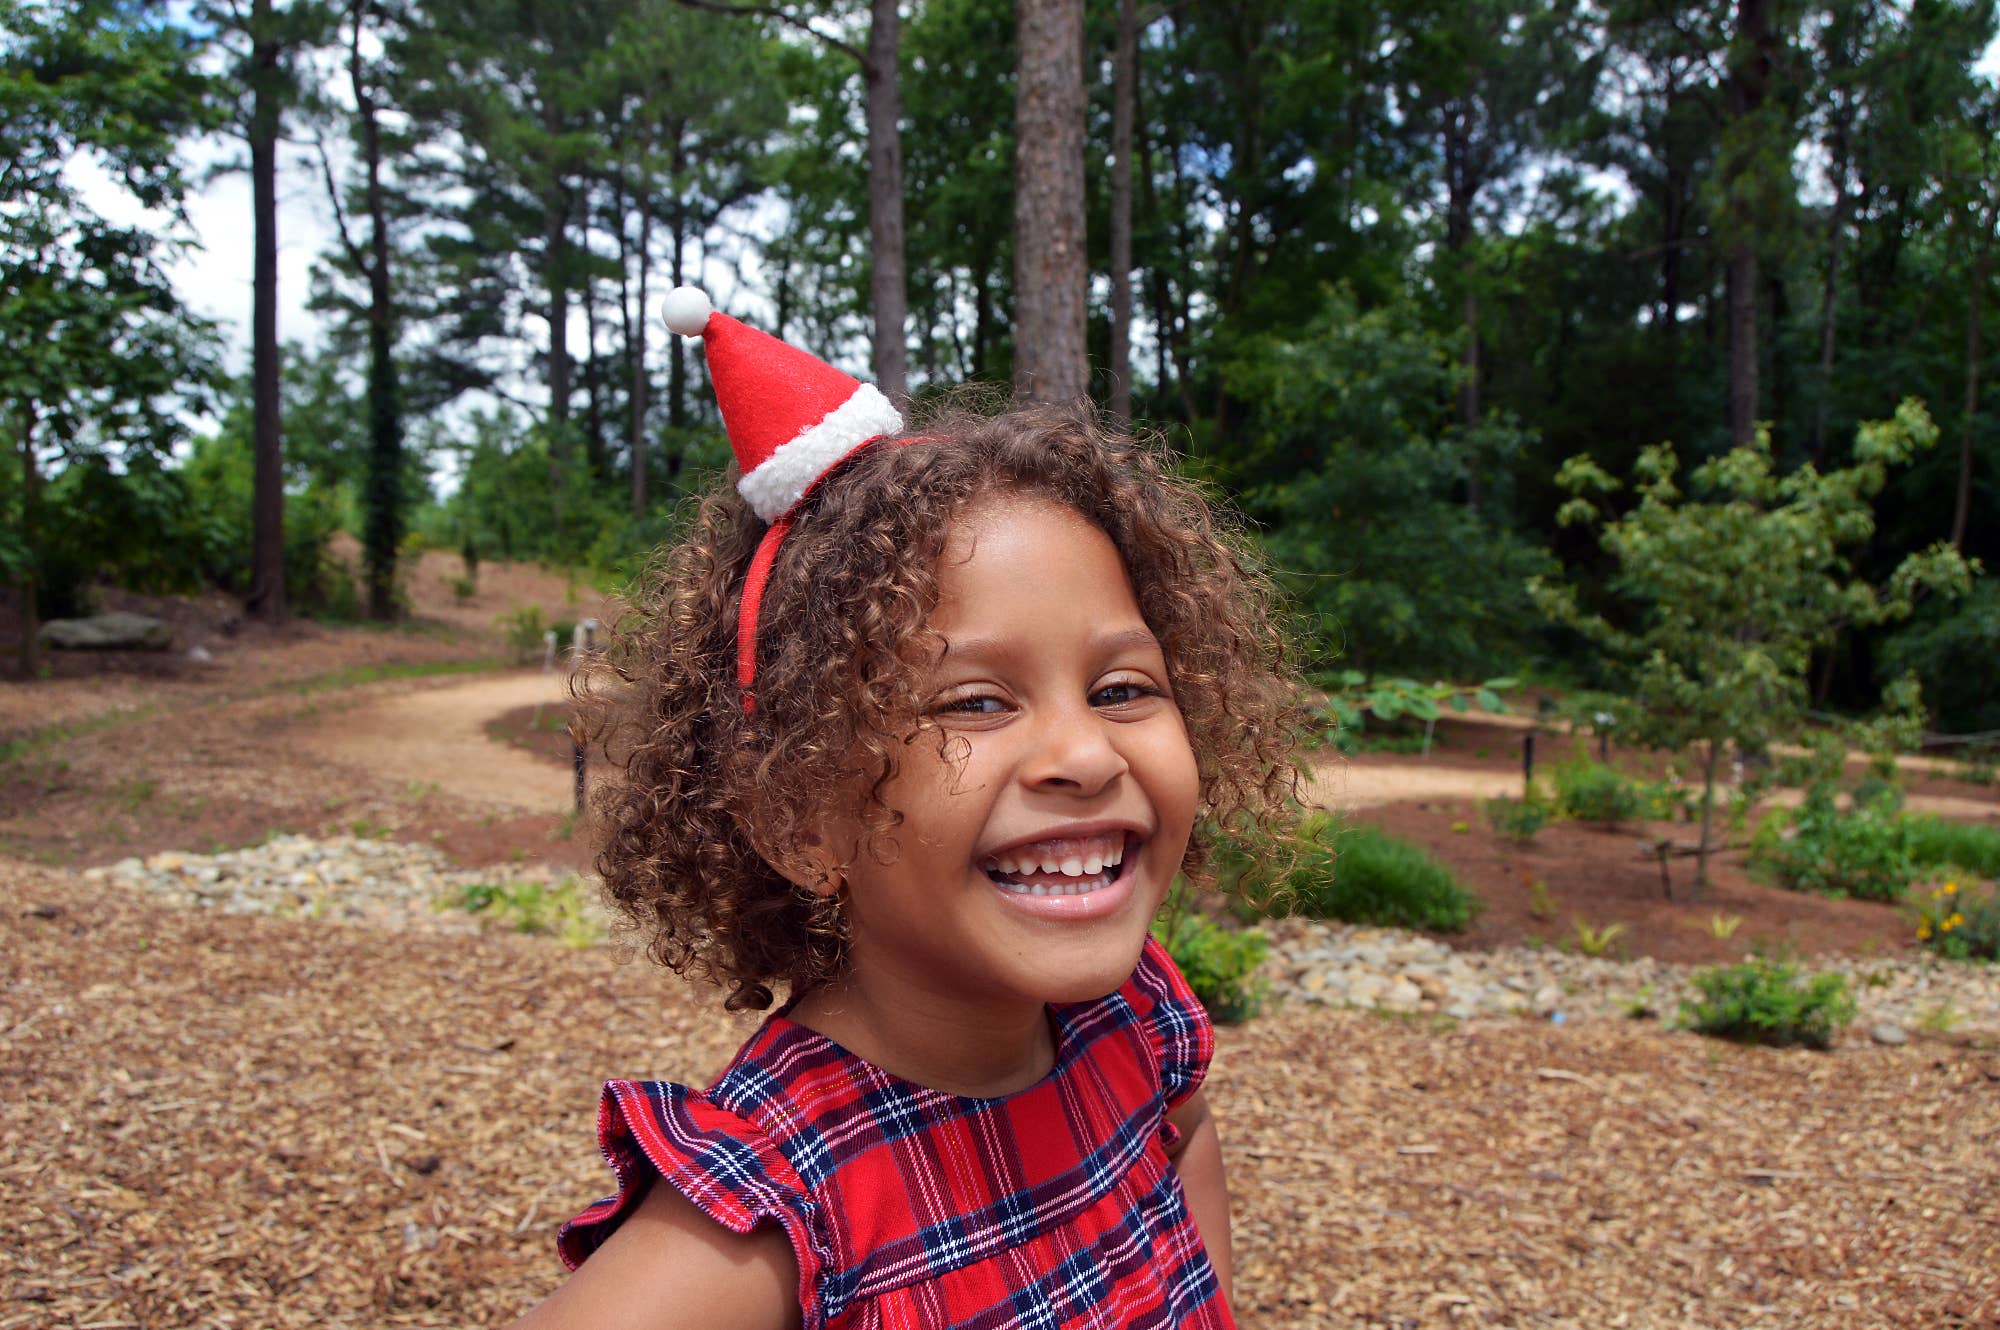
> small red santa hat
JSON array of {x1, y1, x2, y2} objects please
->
[
  {"x1": 661, "y1": 286, "x2": 905, "y2": 708},
  {"x1": 662, "y1": 286, "x2": 903, "y2": 523}
]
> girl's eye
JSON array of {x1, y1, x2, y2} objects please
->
[
  {"x1": 937, "y1": 694, "x2": 1008, "y2": 715},
  {"x1": 1092, "y1": 681, "x2": 1161, "y2": 707}
]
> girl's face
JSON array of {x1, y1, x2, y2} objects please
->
[{"x1": 831, "y1": 491, "x2": 1200, "y2": 1011}]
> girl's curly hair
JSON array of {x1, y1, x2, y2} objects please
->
[{"x1": 581, "y1": 403, "x2": 1301, "y2": 1011}]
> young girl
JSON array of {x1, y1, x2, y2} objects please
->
[{"x1": 514, "y1": 289, "x2": 1297, "y2": 1330}]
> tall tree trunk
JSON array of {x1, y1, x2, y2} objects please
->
[
  {"x1": 542, "y1": 92, "x2": 571, "y2": 533},
  {"x1": 1013, "y1": 0, "x2": 1088, "y2": 405},
  {"x1": 630, "y1": 202, "x2": 651, "y2": 521},
  {"x1": 16, "y1": 420, "x2": 37, "y2": 676},
  {"x1": 1810, "y1": 192, "x2": 1848, "y2": 468},
  {"x1": 1106, "y1": 0, "x2": 1136, "y2": 426},
  {"x1": 1723, "y1": 0, "x2": 1775, "y2": 451},
  {"x1": 1955, "y1": 199, "x2": 1993, "y2": 550},
  {"x1": 245, "y1": 0, "x2": 287, "y2": 623},
  {"x1": 669, "y1": 197, "x2": 687, "y2": 430},
  {"x1": 353, "y1": 0, "x2": 402, "y2": 622},
  {"x1": 582, "y1": 277, "x2": 607, "y2": 478},
  {"x1": 865, "y1": 0, "x2": 908, "y2": 400}
]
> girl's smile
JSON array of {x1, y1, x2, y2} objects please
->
[{"x1": 789, "y1": 489, "x2": 1201, "y2": 1093}]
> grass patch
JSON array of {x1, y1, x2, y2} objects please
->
[
  {"x1": 285, "y1": 656, "x2": 507, "y2": 696},
  {"x1": 1220, "y1": 813, "x2": 1478, "y2": 932},
  {"x1": 0, "y1": 704, "x2": 160, "y2": 765},
  {"x1": 1903, "y1": 814, "x2": 2000, "y2": 878}
]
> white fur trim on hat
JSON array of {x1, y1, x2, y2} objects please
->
[
  {"x1": 662, "y1": 285, "x2": 713, "y2": 337},
  {"x1": 736, "y1": 383, "x2": 903, "y2": 522}
]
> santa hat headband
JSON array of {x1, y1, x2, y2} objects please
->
[{"x1": 661, "y1": 286, "x2": 904, "y2": 710}]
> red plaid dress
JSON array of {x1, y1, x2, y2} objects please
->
[{"x1": 558, "y1": 936, "x2": 1234, "y2": 1329}]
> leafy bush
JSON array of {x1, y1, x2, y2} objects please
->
[
  {"x1": 1903, "y1": 815, "x2": 2000, "y2": 879},
  {"x1": 1550, "y1": 754, "x2": 1643, "y2": 825},
  {"x1": 1218, "y1": 812, "x2": 1477, "y2": 932},
  {"x1": 1484, "y1": 790, "x2": 1551, "y2": 842},
  {"x1": 1751, "y1": 789, "x2": 1916, "y2": 902},
  {"x1": 1877, "y1": 581, "x2": 2000, "y2": 735},
  {"x1": 1151, "y1": 910, "x2": 1269, "y2": 1022},
  {"x1": 440, "y1": 877, "x2": 604, "y2": 948},
  {"x1": 1680, "y1": 958, "x2": 1856, "y2": 1049},
  {"x1": 1912, "y1": 879, "x2": 2000, "y2": 963}
]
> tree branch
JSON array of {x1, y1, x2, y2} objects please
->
[
  {"x1": 668, "y1": 0, "x2": 865, "y2": 65},
  {"x1": 313, "y1": 135, "x2": 371, "y2": 278}
]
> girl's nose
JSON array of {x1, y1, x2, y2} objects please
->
[{"x1": 1021, "y1": 707, "x2": 1129, "y2": 797}]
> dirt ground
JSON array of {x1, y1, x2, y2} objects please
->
[{"x1": 4, "y1": 573, "x2": 1999, "y2": 1327}]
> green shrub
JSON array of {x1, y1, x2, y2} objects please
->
[
  {"x1": 1913, "y1": 878, "x2": 2000, "y2": 963},
  {"x1": 1484, "y1": 790, "x2": 1551, "y2": 842},
  {"x1": 439, "y1": 877, "x2": 604, "y2": 947},
  {"x1": 1903, "y1": 815, "x2": 2000, "y2": 879},
  {"x1": 1151, "y1": 910, "x2": 1269, "y2": 1022},
  {"x1": 497, "y1": 606, "x2": 550, "y2": 662},
  {"x1": 1551, "y1": 754, "x2": 1643, "y2": 825},
  {"x1": 1219, "y1": 813, "x2": 1476, "y2": 932},
  {"x1": 1751, "y1": 789, "x2": 1916, "y2": 903},
  {"x1": 1680, "y1": 957, "x2": 1856, "y2": 1049}
]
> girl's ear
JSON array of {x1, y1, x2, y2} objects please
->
[{"x1": 737, "y1": 813, "x2": 846, "y2": 897}]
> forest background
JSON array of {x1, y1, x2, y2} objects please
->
[{"x1": 7, "y1": 0, "x2": 2000, "y2": 741}]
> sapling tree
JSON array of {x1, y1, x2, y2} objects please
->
[{"x1": 1530, "y1": 400, "x2": 1979, "y2": 893}]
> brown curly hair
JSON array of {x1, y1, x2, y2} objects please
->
[{"x1": 581, "y1": 403, "x2": 1301, "y2": 1011}]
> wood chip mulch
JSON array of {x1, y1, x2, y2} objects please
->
[{"x1": 4, "y1": 862, "x2": 1996, "y2": 1329}]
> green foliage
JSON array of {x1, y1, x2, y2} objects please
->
[
  {"x1": 1912, "y1": 879, "x2": 2000, "y2": 963},
  {"x1": 1219, "y1": 812, "x2": 1478, "y2": 932},
  {"x1": 1877, "y1": 582, "x2": 2000, "y2": 735},
  {"x1": 1681, "y1": 958, "x2": 1856, "y2": 1050},
  {"x1": 1532, "y1": 404, "x2": 1979, "y2": 884},
  {"x1": 1483, "y1": 790, "x2": 1552, "y2": 842},
  {"x1": 1150, "y1": 910, "x2": 1269, "y2": 1023},
  {"x1": 1222, "y1": 288, "x2": 1554, "y2": 680},
  {"x1": 1550, "y1": 753, "x2": 1644, "y2": 825},
  {"x1": 440, "y1": 877, "x2": 604, "y2": 948},
  {"x1": 1314, "y1": 672, "x2": 1516, "y2": 753},
  {"x1": 1566, "y1": 918, "x2": 1626, "y2": 957},
  {"x1": 1903, "y1": 815, "x2": 2000, "y2": 879},
  {"x1": 1751, "y1": 788, "x2": 1916, "y2": 903},
  {"x1": 497, "y1": 606, "x2": 552, "y2": 663}
]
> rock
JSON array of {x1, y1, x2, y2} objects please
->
[
  {"x1": 1383, "y1": 978, "x2": 1424, "y2": 1011},
  {"x1": 1345, "y1": 972, "x2": 1388, "y2": 1009},
  {"x1": 1869, "y1": 1022, "x2": 1909, "y2": 1047},
  {"x1": 1532, "y1": 984, "x2": 1563, "y2": 1017},
  {"x1": 37, "y1": 612, "x2": 174, "y2": 651}
]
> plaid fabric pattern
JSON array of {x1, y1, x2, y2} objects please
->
[{"x1": 559, "y1": 936, "x2": 1232, "y2": 1330}]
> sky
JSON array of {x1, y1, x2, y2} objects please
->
[{"x1": 87, "y1": 33, "x2": 2000, "y2": 381}]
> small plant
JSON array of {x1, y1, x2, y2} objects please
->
[
  {"x1": 348, "y1": 817, "x2": 392, "y2": 840},
  {"x1": 1911, "y1": 879, "x2": 2000, "y2": 962},
  {"x1": 1525, "y1": 876, "x2": 1558, "y2": 921},
  {"x1": 1151, "y1": 908, "x2": 1269, "y2": 1023},
  {"x1": 441, "y1": 877, "x2": 604, "y2": 948},
  {"x1": 497, "y1": 606, "x2": 549, "y2": 663},
  {"x1": 1913, "y1": 998, "x2": 1964, "y2": 1034},
  {"x1": 1624, "y1": 982, "x2": 1658, "y2": 1020},
  {"x1": 1567, "y1": 917, "x2": 1627, "y2": 958},
  {"x1": 1484, "y1": 790, "x2": 1552, "y2": 843},
  {"x1": 1550, "y1": 752, "x2": 1643, "y2": 826},
  {"x1": 551, "y1": 807, "x2": 580, "y2": 842},
  {"x1": 1750, "y1": 787, "x2": 1916, "y2": 903},
  {"x1": 449, "y1": 575, "x2": 477, "y2": 603},
  {"x1": 1708, "y1": 913, "x2": 1744, "y2": 941},
  {"x1": 1680, "y1": 957, "x2": 1856, "y2": 1050}
]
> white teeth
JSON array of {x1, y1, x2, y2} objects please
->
[
  {"x1": 995, "y1": 873, "x2": 1112, "y2": 898},
  {"x1": 1082, "y1": 851, "x2": 1104, "y2": 874},
  {"x1": 1039, "y1": 856, "x2": 1061, "y2": 874},
  {"x1": 1060, "y1": 855, "x2": 1084, "y2": 875}
]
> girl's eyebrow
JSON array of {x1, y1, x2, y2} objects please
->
[{"x1": 940, "y1": 625, "x2": 1164, "y2": 663}]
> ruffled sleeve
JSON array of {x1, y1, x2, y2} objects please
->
[
  {"x1": 557, "y1": 1079, "x2": 833, "y2": 1328},
  {"x1": 1128, "y1": 934, "x2": 1216, "y2": 1123}
]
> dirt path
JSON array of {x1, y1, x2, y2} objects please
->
[
  {"x1": 287, "y1": 672, "x2": 1999, "y2": 825},
  {"x1": 294, "y1": 669, "x2": 577, "y2": 813}
]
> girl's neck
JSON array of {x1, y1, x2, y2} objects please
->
[{"x1": 788, "y1": 962, "x2": 1057, "y2": 1099}]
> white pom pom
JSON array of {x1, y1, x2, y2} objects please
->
[{"x1": 662, "y1": 286, "x2": 713, "y2": 337}]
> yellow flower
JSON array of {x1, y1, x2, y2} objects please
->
[
  {"x1": 1943, "y1": 881, "x2": 1958, "y2": 895},
  {"x1": 1917, "y1": 922, "x2": 1932, "y2": 939},
  {"x1": 1946, "y1": 913, "x2": 1964, "y2": 930}
]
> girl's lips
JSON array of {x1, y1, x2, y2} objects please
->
[{"x1": 982, "y1": 836, "x2": 1140, "y2": 922}]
